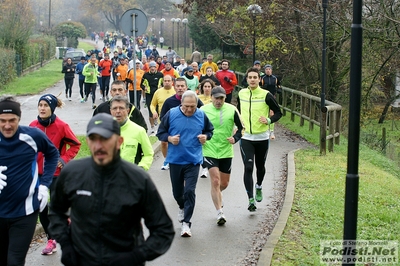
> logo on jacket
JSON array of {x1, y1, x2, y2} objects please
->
[{"x1": 76, "y1": 190, "x2": 92, "y2": 196}]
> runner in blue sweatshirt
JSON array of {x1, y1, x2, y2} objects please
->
[{"x1": 0, "y1": 96, "x2": 59, "y2": 266}]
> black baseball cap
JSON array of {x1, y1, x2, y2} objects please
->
[{"x1": 87, "y1": 113, "x2": 120, "y2": 138}]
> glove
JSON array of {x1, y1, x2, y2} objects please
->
[
  {"x1": 61, "y1": 243, "x2": 79, "y2": 266},
  {"x1": 0, "y1": 166, "x2": 8, "y2": 193},
  {"x1": 116, "y1": 73, "x2": 121, "y2": 76},
  {"x1": 37, "y1": 185, "x2": 49, "y2": 212},
  {"x1": 109, "y1": 251, "x2": 139, "y2": 266},
  {"x1": 224, "y1": 76, "x2": 231, "y2": 82}
]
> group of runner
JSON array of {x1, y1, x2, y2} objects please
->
[{"x1": 1, "y1": 34, "x2": 283, "y2": 264}]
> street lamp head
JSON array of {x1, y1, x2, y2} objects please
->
[
  {"x1": 161, "y1": 18, "x2": 166, "y2": 23},
  {"x1": 176, "y1": 18, "x2": 181, "y2": 24},
  {"x1": 151, "y1": 18, "x2": 156, "y2": 22},
  {"x1": 247, "y1": 4, "x2": 263, "y2": 16},
  {"x1": 182, "y1": 18, "x2": 188, "y2": 24},
  {"x1": 171, "y1": 18, "x2": 176, "y2": 23}
]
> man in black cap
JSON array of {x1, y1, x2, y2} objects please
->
[
  {"x1": 260, "y1": 64, "x2": 281, "y2": 140},
  {"x1": 241, "y1": 60, "x2": 264, "y2": 88},
  {"x1": 0, "y1": 96, "x2": 58, "y2": 266},
  {"x1": 200, "y1": 87, "x2": 244, "y2": 225},
  {"x1": 49, "y1": 113, "x2": 174, "y2": 266}
]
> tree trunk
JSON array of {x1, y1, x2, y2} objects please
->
[{"x1": 378, "y1": 100, "x2": 392, "y2": 123}]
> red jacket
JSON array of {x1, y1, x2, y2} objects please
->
[
  {"x1": 216, "y1": 69, "x2": 238, "y2": 94},
  {"x1": 99, "y1": 59, "x2": 113, "y2": 77},
  {"x1": 29, "y1": 116, "x2": 81, "y2": 177}
]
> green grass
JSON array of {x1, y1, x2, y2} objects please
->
[
  {"x1": 360, "y1": 118, "x2": 400, "y2": 167},
  {"x1": 76, "y1": 135, "x2": 159, "y2": 159},
  {"x1": 78, "y1": 41, "x2": 96, "y2": 52},
  {"x1": 271, "y1": 116, "x2": 400, "y2": 265},
  {"x1": 1, "y1": 59, "x2": 64, "y2": 95},
  {"x1": 1, "y1": 41, "x2": 96, "y2": 96}
]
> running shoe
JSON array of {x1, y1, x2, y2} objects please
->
[
  {"x1": 178, "y1": 208, "x2": 184, "y2": 223},
  {"x1": 151, "y1": 127, "x2": 155, "y2": 134},
  {"x1": 270, "y1": 131, "x2": 275, "y2": 140},
  {"x1": 41, "y1": 239, "x2": 57, "y2": 255},
  {"x1": 161, "y1": 161, "x2": 169, "y2": 170},
  {"x1": 181, "y1": 222, "x2": 192, "y2": 237},
  {"x1": 255, "y1": 186, "x2": 263, "y2": 202},
  {"x1": 80, "y1": 98, "x2": 85, "y2": 103},
  {"x1": 200, "y1": 167, "x2": 208, "y2": 178},
  {"x1": 92, "y1": 104, "x2": 97, "y2": 109},
  {"x1": 217, "y1": 211, "x2": 226, "y2": 226},
  {"x1": 248, "y1": 198, "x2": 257, "y2": 212}
]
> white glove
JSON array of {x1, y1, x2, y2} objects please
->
[
  {"x1": 0, "y1": 166, "x2": 7, "y2": 194},
  {"x1": 116, "y1": 73, "x2": 121, "y2": 76},
  {"x1": 37, "y1": 185, "x2": 49, "y2": 212}
]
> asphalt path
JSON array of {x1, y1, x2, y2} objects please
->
[{"x1": 20, "y1": 39, "x2": 310, "y2": 265}]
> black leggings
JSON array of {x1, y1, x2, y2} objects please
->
[
  {"x1": 39, "y1": 177, "x2": 57, "y2": 240},
  {"x1": 240, "y1": 139, "x2": 269, "y2": 199},
  {"x1": 145, "y1": 93, "x2": 154, "y2": 117},
  {"x1": 129, "y1": 90, "x2": 142, "y2": 110},
  {"x1": 100, "y1": 76, "x2": 111, "y2": 98},
  {"x1": 78, "y1": 79, "x2": 85, "y2": 98},
  {"x1": 0, "y1": 210, "x2": 39, "y2": 266},
  {"x1": 85, "y1": 83, "x2": 97, "y2": 103},
  {"x1": 64, "y1": 78, "x2": 74, "y2": 97},
  {"x1": 225, "y1": 93, "x2": 232, "y2": 104}
]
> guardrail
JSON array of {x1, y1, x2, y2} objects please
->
[{"x1": 235, "y1": 72, "x2": 342, "y2": 154}]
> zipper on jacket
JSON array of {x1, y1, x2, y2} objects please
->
[
  {"x1": 249, "y1": 89, "x2": 252, "y2": 134},
  {"x1": 98, "y1": 174, "x2": 104, "y2": 264}
]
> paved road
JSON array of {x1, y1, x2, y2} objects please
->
[{"x1": 20, "y1": 39, "x2": 310, "y2": 265}]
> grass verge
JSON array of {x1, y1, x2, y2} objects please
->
[
  {"x1": 1, "y1": 41, "x2": 96, "y2": 96},
  {"x1": 271, "y1": 115, "x2": 400, "y2": 265}
]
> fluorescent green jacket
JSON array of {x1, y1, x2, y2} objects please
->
[
  {"x1": 82, "y1": 63, "x2": 100, "y2": 84},
  {"x1": 120, "y1": 120, "x2": 154, "y2": 170},
  {"x1": 238, "y1": 87, "x2": 270, "y2": 135},
  {"x1": 201, "y1": 103, "x2": 241, "y2": 158}
]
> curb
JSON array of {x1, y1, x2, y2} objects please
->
[
  {"x1": 258, "y1": 149, "x2": 299, "y2": 265},
  {"x1": 34, "y1": 141, "x2": 162, "y2": 238}
]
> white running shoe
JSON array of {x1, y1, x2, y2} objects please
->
[
  {"x1": 217, "y1": 211, "x2": 226, "y2": 226},
  {"x1": 270, "y1": 131, "x2": 275, "y2": 140},
  {"x1": 161, "y1": 161, "x2": 169, "y2": 170},
  {"x1": 181, "y1": 222, "x2": 192, "y2": 237},
  {"x1": 178, "y1": 208, "x2": 184, "y2": 223},
  {"x1": 201, "y1": 167, "x2": 208, "y2": 178}
]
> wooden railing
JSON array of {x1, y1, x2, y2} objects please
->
[{"x1": 235, "y1": 72, "x2": 342, "y2": 154}]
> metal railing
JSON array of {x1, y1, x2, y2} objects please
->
[{"x1": 235, "y1": 72, "x2": 342, "y2": 154}]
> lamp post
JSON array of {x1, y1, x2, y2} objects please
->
[
  {"x1": 151, "y1": 18, "x2": 155, "y2": 33},
  {"x1": 160, "y1": 18, "x2": 165, "y2": 37},
  {"x1": 182, "y1": 19, "x2": 188, "y2": 59},
  {"x1": 176, "y1": 18, "x2": 181, "y2": 51},
  {"x1": 171, "y1": 18, "x2": 176, "y2": 49},
  {"x1": 48, "y1": 0, "x2": 51, "y2": 29},
  {"x1": 320, "y1": 0, "x2": 328, "y2": 155},
  {"x1": 247, "y1": 4, "x2": 263, "y2": 63}
]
